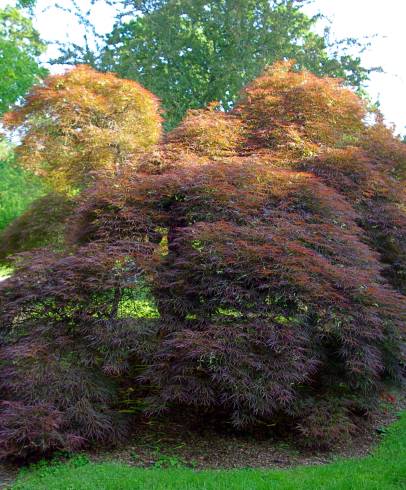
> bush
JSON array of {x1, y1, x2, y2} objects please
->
[
  {"x1": 0, "y1": 62, "x2": 405, "y2": 458},
  {"x1": 0, "y1": 245, "x2": 159, "y2": 459},
  {"x1": 167, "y1": 103, "x2": 244, "y2": 158},
  {"x1": 137, "y1": 104, "x2": 244, "y2": 174},
  {"x1": 0, "y1": 401, "x2": 81, "y2": 460},
  {"x1": 236, "y1": 60, "x2": 366, "y2": 156},
  {"x1": 0, "y1": 65, "x2": 163, "y2": 259}
]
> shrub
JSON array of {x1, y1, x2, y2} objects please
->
[
  {"x1": 1, "y1": 65, "x2": 163, "y2": 259},
  {"x1": 137, "y1": 104, "x2": 244, "y2": 175},
  {"x1": 68, "y1": 157, "x2": 405, "y2": 447},
  {"x1": 0, "y1": 62, "x2": 405, "y2": 458},
  {"x1": 0, "y1": 245, "x2": 159, "y2": 458},
  {"x1": 361, "y1": 118, "x2": 406, "y2": 180},
  {"x1": 0, "y1": 401, "x2": 78, "y2": 460},
  {"x1": 299, "y1": 143, "x2": 406, "y2": 295},
  {"x1": 167, "y1": 103, "x2": 244, "y2": 158},
  {"x1": 295, "y1": 398, "x2": 358, "y2": 450}
]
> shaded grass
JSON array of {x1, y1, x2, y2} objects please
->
[{"x1": 10, "y1": 412, "x2": 406, "y2": 489}]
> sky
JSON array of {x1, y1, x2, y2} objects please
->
[{"x1": 2, "y1": 0, "x2": 406, "y2": 136}]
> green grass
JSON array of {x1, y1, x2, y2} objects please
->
[{"x1": 10, "y1": 412, "x2": 406, "y2": 489}]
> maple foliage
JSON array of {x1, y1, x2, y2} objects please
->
[
  {"x1": 236, "y1": 61, "x2": 366, "y2": 156},
  {"x1": 0, "y1": 62, "x2": 405, "y2": 458},
  {"x1": 166, "y1": 102, "x2": 244, "y2": 158},
  {"x1": 3, "y1": 65, "x2": 162, "y2": 193},
  {"x1": 0, "y1": 65, "x2": 162, "y2": 261}
]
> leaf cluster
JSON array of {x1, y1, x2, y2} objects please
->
[{"x1": 3, "y1": 65, "x2": 162, "y2": 193}]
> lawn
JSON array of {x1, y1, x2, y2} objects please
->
[{"x1": 10, "y1": 411, "x2": 406, "y2": 490}]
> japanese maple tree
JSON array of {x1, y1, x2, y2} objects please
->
[{"x1": 0, "y1": 62, "x2": 405, "y2": 458}]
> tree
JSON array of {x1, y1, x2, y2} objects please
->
[
  {"x1": 3, "y1": 65, "x2": 162, "y2": 193},
  {"x1": 0, "y1": 65, "x2": 162, "y2": 263},
  {"x1": 0, "y1": 140, "x2": 46, "y2": 232},
  {"x1": 0, "y1": 63, "x2": 405, "y2": 459},
  {"x1": 0, "y1": 6, "x2": 46, "y2": 115},
  {"x1": 0, "y1": 6, "x2": 46, "y2": 236},
  {"x1": 16, "y1": 0, "x2": 37, "y2": 8},
  {"x1": 98, "y1": 0, "x2": 374, "y2": 128}
]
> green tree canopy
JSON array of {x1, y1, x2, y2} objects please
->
[
  {"x1": 0, "y1": 5, "x2": 47, "y2": 114},
  {"x1": 0, "y1": 138, "x2": 46, "y2": 232},
  {"x1": 97, "y1": 0, "x2": 374, "y2": 128}
]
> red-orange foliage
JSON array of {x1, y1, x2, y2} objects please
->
[
  {"x1": 137, "y1": 104, "x2": 244, "y2": 174},
  {"x1": 0, "y1": 66, "x2": 163, "y2": 261},
  {"x1": 236, "y1": 61, "x2": 366, "y2": 156},
  {"x1": 3, "y1": 65, "x2": 162, "y2": 192},
  {"x1": 362, "y1": 118, "x2": 406, "y2": 180},
  {"x1": 0, "y1": 62, "x2": 405, "y2": 458},
  {"x1": 167, "y1": 103, "x2": 244, "y2": 157}
]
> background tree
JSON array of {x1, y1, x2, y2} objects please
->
[
  {"x1": 98, "y1": 0, "x2": 374, "y2": 128},
  {"x1": 16, "y1": 0, "x2": 37, "y2": 9},
  {"x1": 0, "y1": 5, "x2": 47, "y2": 234},
  {"x1": 50, "y1": 1, "x2": 375, "y2": 130},
  {"x1": 0, "y1": 5, "x2": 46, "y2": 115},
  {"x1": 0, "y1": 139, "x2": 46, "y2": 232}
]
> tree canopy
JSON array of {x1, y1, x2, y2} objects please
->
[
  {"x1": 52, "y1": 0, "x2": 375, "y2": 129},
  {"x1": 98, "y1": 0, "x2": 374, "y2": 128},
  {"x1": 0, "y1": 5, "x2": 46, "y2": 115},
  {"x1": 0, "y1": 64, "x2": 162, "y2": 257},
  {"x1": 3, "y1": 65, "x2": 162, "y2": 193},
  {"x1": 0, "y1": 63, "x2": 405, "y2": 458}
]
